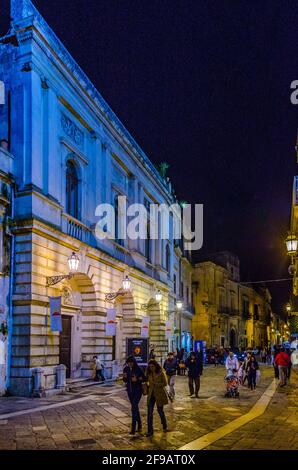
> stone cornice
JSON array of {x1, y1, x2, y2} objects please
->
[{"x1": 12, "y1": 215, "x2": 170, "y2": 292}]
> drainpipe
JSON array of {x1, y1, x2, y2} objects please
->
[{"x1": 5, "y1": 183, "x2": 15, "y2": 392}]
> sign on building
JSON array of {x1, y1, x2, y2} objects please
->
[
  {"x1": 126, "y1": 338, "x2": 149, "y2": 366},
  {"x1": 106, "y1": 308, "x2": 117, "y2": 336},
  {"x1": 165, "y1": 320, "x2": 173, "y2": 339},
  {"x1": 49, "y1": 296, "x2": 62, "y2": 332},
  {"x1": 141, "y1": 316, "x2": 150, "y2": 338}
]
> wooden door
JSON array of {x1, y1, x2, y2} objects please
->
[{"x1": 59, "y1": 315, "x2": 72, "y2": 378}]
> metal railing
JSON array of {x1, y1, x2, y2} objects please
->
[{"x1": 61, "y1": 213, "x2": 91, "y2": 243}]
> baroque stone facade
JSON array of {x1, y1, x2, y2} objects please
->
[
  {"x1": 0, "y1": 0, "x2": 193, "y2": 396},
  {"x1": 192, "y1": 252, "x2": 272, "y2": 349}
]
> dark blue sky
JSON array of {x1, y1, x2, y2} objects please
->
[{"x1": 1, "y1": 0, "x2": 298, "y2": 313}]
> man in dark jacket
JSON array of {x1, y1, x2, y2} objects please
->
[
  {"x1": 186, "y1": 352, "x2": 203, "y2": 398},
  {"x1": 163, "y1": 352, "x2": 177, "y2": 400}
]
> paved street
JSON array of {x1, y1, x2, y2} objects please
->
[{"x1": 0, "y1": 365, "x2": 296, "y2": 450}]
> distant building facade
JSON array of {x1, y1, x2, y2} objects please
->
[
  {"x1": 0, "y1": 0, "x2": 194, "y2": 396},
  {"x1": 192, "y1": 252, "x2": 272, "y2": 349}
]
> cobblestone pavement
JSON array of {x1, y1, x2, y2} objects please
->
[
  {"x1": 205, "y1": 367, "x2": 298, "y2": 450},
  {"x1": 0, "y1": 365, "x2": 295, "y2": 450}
]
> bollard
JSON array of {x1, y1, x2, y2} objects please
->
[
  {"x1": 32, "y1": 367, "x2": 44, "y2": 395},
  {"x1": 112, "y1": 360, "x2": 120, "y2": 379},
  {"x1": 56, "y1": 364, "x2": 66, "y2": 389}
]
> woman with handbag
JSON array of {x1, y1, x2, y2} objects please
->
[
  {"x1": 145, "y1": 359, "x2": 169, "y2": 437},
  {"x1": 123, "y1": 356, "x2": 145, "y2": 435}
]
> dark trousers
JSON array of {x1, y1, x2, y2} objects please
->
[
  {"x1": 248, "y1": 370, "x2": 256, "y2": 390},
  {"x1": 147, "y1": 395, "x2": 167, "y2": 434},
  {"x1": 288, "y1": 364, "x2": 292, "y2": 379},
  {"x1": 273, "y1": 365, "x2": 279, "y2": 379},
  {"x1": 95, "y1": 369, "x2": 105, "y2": 381},
  {"x1": 129, "y1": 392, "x2": 142, "y2": 432},
  {"x1": 188, "y1": 376, "x2": 200, "y2": 396}
]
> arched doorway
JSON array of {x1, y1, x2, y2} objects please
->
[
  {"x1": 229, "y1": 329, "x2": 236, "y2": 349},
  {"x1": 58, "y1": 272, "x2": 98, "y2": 379}
]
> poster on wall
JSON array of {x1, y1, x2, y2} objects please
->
[
  {"x1": 165, "y1": 320, "x2": 173, "y2": 339},
  {"x1": 106, "y1": 308, "x2": 117, "y2": 336},
  {"x1": 126, "y1": 338, "x2": 149, "y2": 366},
  {"x1": 49, "y1": 296, "x2": 62, "y2": 332},
  {"x1": 141, "y1": 316, "x2": 150, "y2": 338}
]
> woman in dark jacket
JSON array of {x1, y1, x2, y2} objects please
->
[
  {"x1": 123, "y1": 356, "x2": 145, "y2": 435},
  {"x1": 145, "y1": 359, "x2": 169, "y2": 437},
  {"x1": 245, "y1": 355, "x2": 259, "y2": 390}
]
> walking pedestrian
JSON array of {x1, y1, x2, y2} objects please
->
[
  {"x1": 93, "y1": 355, "x2": 105, "y2": 382},
  {"x1": 163, "y1": 352, "x2": 177, "y2": 401},
  {"x1": 242, "y1": 352, "x2": 251, "y2": 385},
  {"x1": 274, "y1": 347, "x2": 291, "y2": 387},
  {"x1": 246, "y1": 355, "x2": 259, "y2": 390},
  {"x1": 273, "y1": 346, "x2": 280, "y2": 378},
  {"x1": 185, "y1": 351, "x2": 203, "y2": 398},
  {"x1": 149, "y1": 347, "x2": 156, "y2": 360},
  {"x1": 225, "y1": 351, "x2": 239, "y2": 376},
  {"x1": 123, "y1": 356, "x2": 145, "y2": 435},
  {"x1": 146, "y1": 359, "x2": 169, "y2": 437},
  {"x1": 214, "y1": 348, "x2": 219, "y2": 367},
  {"x1": 286, "y1": 348, "x2": 292, "y2": 380},
  {"x1": 260, "y1": 348, "x2": 266, "y2": 364},
  {"x1": 179, "y1": 348, "x2": 188, "y2": 376}
]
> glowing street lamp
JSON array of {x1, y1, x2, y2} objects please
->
[
  {"x1": 285, "y1": 234, "x2": 298, "y2": 256},
  {"x1": 68, "y1": 252, "x2": 80, "y2": 273},
  {"x1": 155, "y1": 289, "x2": 162, "y2": 303},
  {"x1": 176, "y1": 300, "x2": 183, "y2": 310},
  {"x1": 122, "y1": 275, "x2": 131, "y2": 291},
  {"x1": 286, "y1": 303, "x2": 291, "y2": 313}
]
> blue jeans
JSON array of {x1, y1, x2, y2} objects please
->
[
  {"x1": 95, "y1": 369, "x2": 105, "y2": 381},
  {"x1": 147, "y1": 395, "x2": 167, "y2": 434},
  {"x1": 128, "y1": 391, "x2": 142, "y2": 432}
]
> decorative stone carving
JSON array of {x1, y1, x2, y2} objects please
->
[
  {"x1": 61, "y1": 114, "x2": 84, "y2": 148},
  {"x1": 61, "y1": 286, "x2": 74, "y2": 305}
]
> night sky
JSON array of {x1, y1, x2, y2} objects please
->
[{"x1": 1, "y1": 0, "x2": 298, "y2": 314}]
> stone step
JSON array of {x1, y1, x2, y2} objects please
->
[{"x1": 66, "y1": 377, "x2": 116, "y2": 391}]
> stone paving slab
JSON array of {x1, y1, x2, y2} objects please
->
[{"x1": 204, "y1": 368, "x2": 298, "y2": 450}]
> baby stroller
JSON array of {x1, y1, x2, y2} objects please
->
[{"x1": 224, "y1": 370, "x2": 240, "y2": 398}]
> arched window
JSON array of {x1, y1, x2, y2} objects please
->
[
  {"x1": 166, "y1": 243, "x2": 170, "y2": 274},
  {"x1": 66, "y1": 160, "x2": 79, "y2": 219}
]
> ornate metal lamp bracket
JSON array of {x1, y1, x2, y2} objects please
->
[
  {"x1": 46, "y1": 273, "x2": 73, "y2": 287},
  {"x1": 105, "y1": 292, "x2": 124, "y2": 302}
]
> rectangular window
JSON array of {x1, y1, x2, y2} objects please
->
[{"x1": 144, "y1": 199, "x2": 151, "y2": 262}]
